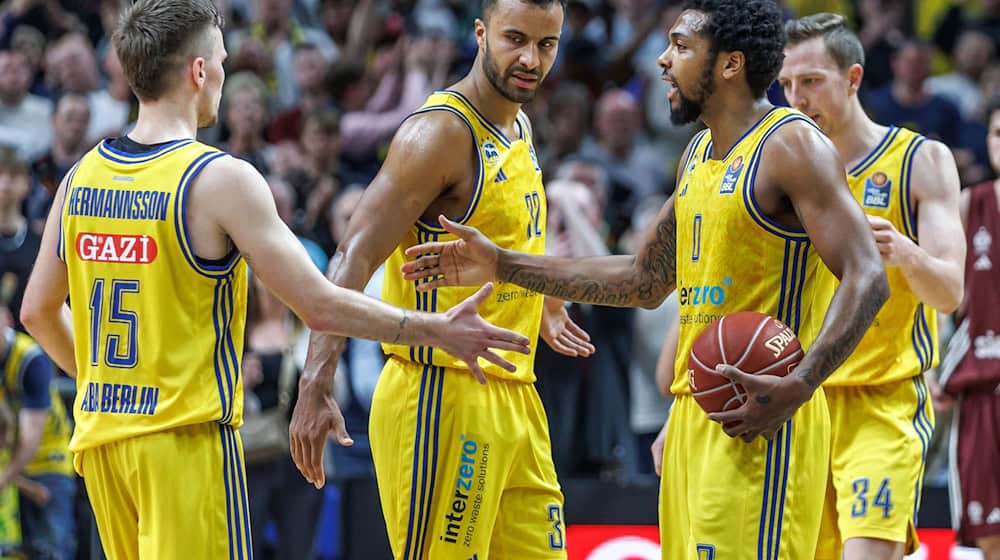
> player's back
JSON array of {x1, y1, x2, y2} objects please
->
[
  {"x1": 823, "y1": 125, "x2": 936, "y2": 386},
  {"x1": 60, "y1": 138, "x2": 247, "y2": 453}
]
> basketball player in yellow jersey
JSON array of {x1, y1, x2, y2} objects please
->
[
  {"x1": 778, "y1": 14, "x2": 965, "y2": 560},
  {"x1": 402, "y1": 1, "x2": 894, "y2": 558},
  {"x1": 288, "y1": 2, "x2": 597, "y2": 558},
  {"x1": 19, "y1": 1, "x2": 531, "y2": 558}
]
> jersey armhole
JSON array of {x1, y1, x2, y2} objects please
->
[
  {"x1": 173, "y1": 151, "x2": 243, "y2": 278},
  {"x1": 898, "y1": 135, "x2": 926, "y2": 243},
  {"x1": 56, "y1": 163, "x2": 81, "y2": 263},
  {"x1": 407, "y1": 107, "x2": 485, "y2": 234}
]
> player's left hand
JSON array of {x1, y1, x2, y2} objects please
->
[
  {"x1": 868, "y1": 215, "x2": 917, "y2": 267},
  {"x1": 706, "y1": 365, "x2": 813, "y2": 442},
  {"x1": 289, "y1": 380, "x2": 354, "y2": 489},
  {"x1": 540, "y1": 297, "x2": 595, "y2": 358}
]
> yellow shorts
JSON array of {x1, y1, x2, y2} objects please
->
[
  {"x1": 659, "y1": 391, "x2": 830, "y2": 560},
  {"x1": 816, "y1": 376, "x2": 934, "y2": 558},
  {"x1": 75, "y1": 422, "x2": 252, "y2": 560},
  {"x1": 0, "y1": 458, "x2": 20, "y2": 557},
  {"x1": 370, "y1": 357, "x2": 565, "y2": 560}
]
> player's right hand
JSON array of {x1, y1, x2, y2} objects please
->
[
  {"x1": 402, "y1": 215, "x2": 499, "y2": 291},
  {"x1": 289, "y1": 381, "x2": 354, "y2": 489},
  {"x1": 435, "y1": 283, "x2": 532, "y2": 384}
]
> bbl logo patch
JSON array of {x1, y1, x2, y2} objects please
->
[
  {"x1": 719, "y1": 155, "x2": 744, "y2": 194},
  {"x1": 482, "y1": 140, "x2": 500, "y2": 167},
  {"x1": 863, "y1": 171, "x2": 891, "y2": 208}
]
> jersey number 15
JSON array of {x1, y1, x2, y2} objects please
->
[{"x1": 89, "y1": 278, "x2": 140, "y2": 369}]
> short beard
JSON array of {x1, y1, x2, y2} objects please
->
[
  {"x1": 669, "y1": 55, "x2": 717, "y2": 125},
  {"x1": 483, "y1": 39, "x2": 540, "y2": 104}
]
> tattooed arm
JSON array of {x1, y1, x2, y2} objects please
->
[{"x1": 495, "y1": 197, "x2": 678, "y2": 309}]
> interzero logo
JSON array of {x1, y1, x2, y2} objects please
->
[{"x1": 76, "y1": 233, "x2": 158, "y2": 264}]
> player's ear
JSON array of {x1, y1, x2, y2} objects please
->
[
  {"x1": 474, "y1": 18, "x2": 487, "y2": 51},
  {"x1": 720, "y1": 50, "x2": 745, "y2": 82},
  {"x1": 191, "y1": 57, "x2": 207, "y2": 89},
  {"x1": 846, "y1": 63, "x2": 863, "y2": 96}
]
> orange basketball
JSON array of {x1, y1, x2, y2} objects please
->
[{"x1": 687, "y1": 311, "x2": 803, "y2": 415}]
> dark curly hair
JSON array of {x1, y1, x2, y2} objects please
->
[{"x1": 683, "y1": 0, "x2": 785, "y2": 98}]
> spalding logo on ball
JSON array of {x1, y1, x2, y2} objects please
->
[{"x1": 688, "y1": 311, "x2": 803, "y2": 415}]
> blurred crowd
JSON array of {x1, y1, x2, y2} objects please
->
[{"x1": 0, "y1": 0, "x2": 996, "y2": 558}]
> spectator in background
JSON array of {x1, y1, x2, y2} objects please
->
[
  {"x1": 28, "y1": 92, "x2": 91, "y2": 232},
  {"x1": 99, "y1": 46, "x2": 135, "y2": 129},
  {"x1": 228, "y1": 0, "x2": 336, "y2": 110},
  {"x1": 44, "y1": 33, "x2": 128, "y2": 143},
  {"x1": 222, "y1": 71, "x2": 275, "y2": 175},
  {"x1": 0, "y1": 318, "x2": 75, "y2": 560},
  {"x1": 581, "y1": 88, "x2": 668, "y2": 201},
  {"x1": 865, "y1": 39, "x2": 962, "y2": 147},
  {"x1": 933, "y1": 0, "x2": 1000, "y2": 56},
  {"x1": 0, "y1": 48, "x2": 50, "y2": 161},
  {"x1": 267, "y1": 43, "x2": 332, "y2": 144},
  {"x1": 269, "y1": 174, "x2": 329, "y2": 271},
  {"x1": 539, "y1": 82, "x2": 593, "y2": 172},
  {"x1": 927, "y1": 27, "x2": 995, "y2": 121},
  {"x1": 0, "y1": 148, "x2": 41, "y2": 334},
  {"x1": 854, "y1": 0, "x2": 907, "y2": 92},
  {"x1": 10, "y1": 24, "x2": 50, "y2": 98}
]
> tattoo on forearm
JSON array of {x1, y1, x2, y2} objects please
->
[
  {"x1": 796, "y1": 278, "x2": 889, "y2": 389},
  {"x1": 392, "y1": 310, "x2": 408, "y2": 344},
  {"x1": 499, "y1": 209, "x2": 677, "y2": 308}
]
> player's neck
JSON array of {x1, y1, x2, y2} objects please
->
[
  {"x1": 129, "y1": 98, "x2": 199, "y2": 145},
  {"x1": 461, "y1": 71, "x2": 522, "y2": 134},
  {"x1": 828, "y1": 102, "x2": 885, "y2": 172},
  {"x1": 701, "y1": 96, "x2": 772, "y2": 160}
]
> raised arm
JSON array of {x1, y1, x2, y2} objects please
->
[{"x1": 868, "y1": 140, "x2": 964, "y2": 313}]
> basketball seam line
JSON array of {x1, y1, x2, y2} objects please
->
[{"x1": 733, "y1": 316, "x2": 774, "y2": 370}]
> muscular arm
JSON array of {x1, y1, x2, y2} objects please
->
[
  {"x1": 20, "y1": 175, "x2": 76, "y2": 376},
  {"x1": 767, "y1": 124, "x2": 889, "y2": 390},
  {"x1": 893, "y1": 140, "x2": 965, "y2": 312},
  {"x1": 299, "y1": 112, "x2": 472, "y2": 394}
]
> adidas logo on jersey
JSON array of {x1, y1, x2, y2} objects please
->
[{"x1": 494, "y1": 168, "x2": 508, "y2": 183}]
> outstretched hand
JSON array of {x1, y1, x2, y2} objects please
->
[
  {"x1": 706, "y1": 365, "x2": 813, "y2": 442},
  {"x1": 402, "y1": 215, "x2": 500, "y2": 291},
  {"x1": 540, "y1": 297, "x2": 595, "y2": 357},
  {"x1": 436, "y1": 283, "x2": 532, "y2": 384}
]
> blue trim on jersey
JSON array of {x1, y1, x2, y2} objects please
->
[
  {"x1": 680, "y1": 130, "x2": 710, "y2": 183},
  {"x1": 56, "y1": 163, "x2": 80, "y2": 262},
  {"x1": 408, "y1": 106, "x2": 486, "y2": 233},
  {"x1": 224, "y1": 279, "x2": 241, "y2": 423},
  {"x1": 778, "y1": 240, "x2": 810, "y2": 335},
  {"x1": 793, "y1": 242, "x2": 809, "y2": 333},
  {"x1": 771, "y1": 420, "x2": 792, "y2": 559},
  {"x1": 702, "y1": 140, "x2": 713, "y2": 163},
  {"x1": 899, "y1": 136, "x2": 925, "y2": 242},
  {"x1": 219, "y1": 425, "x2": 237, "y2": 560},
  {"x1": 440, "y1": 90, "x2": 513, "y2": 149},
  {"x1": 714, "y1": 107, "x2": 781, "y2": 161},
  {"x1": 910, "y1": 377, "x2": 931, "y2": 523},
  {"x1": 758, "y1": 436, "x2": 776, "y2": 560},
  {"x1": 919, "y1": 308, "x2": 934, "y2": 368},
  {"x1": 404, "y1": 365, "x2": 432, "y2": 560},
  {"x1": 849, "y1": 126, "x2": 899, "y2": 177},
  {"x1": 911, "y1": 303, "x2": 935, "y2": 373},
  {"x1": 96, "y1": 138, "x2": 194, "y2": 165},
  {"x1": 173, "y1": 151, "x2": 242, "y2": 278},
  {"x1": 212, "y1": 281, "x2": 231, "y2": 424},
  {"x1": 741, "y1": 115, "x2": 819, "y2": 240},
  {"x1": 229, "y1": 427, "x2": 254, "y2": 559},
  {"x1": 413, "y1": 366, "x2": 444, "y2": 558}
]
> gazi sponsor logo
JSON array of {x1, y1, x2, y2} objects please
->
[
  {"x1": 442, "y1": 434, "x2": 478, "y2": 544},
  {"x1": 678, "y1": 277, "x2": 731, "y2": 307}
]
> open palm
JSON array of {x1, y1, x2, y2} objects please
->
[{"x1": 402, "y1": 215, "x2": 500, "y2": 291}]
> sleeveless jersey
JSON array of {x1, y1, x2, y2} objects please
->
[
  {"x1": 60, "y1": 139, "x2": 247, "y2": 452},
  {"x1": 0, "y1": 330, "x2": 72, "y2": 476},
  {"x1": 671, "y1": 108, "x2": 830, "y2": 396},
  {"x1": 381, "y1": 91, "x2": 546, "y2": 383},
  {"x1": 941, "y1": 181, "x2": 1000, "y2": 393},
  {"x1": 824, "y1": 126, "x2": 938, "y2": 386}
]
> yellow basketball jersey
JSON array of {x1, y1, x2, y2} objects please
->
[
  {"x1": 382, "y1": 91, "x2": 546, "y2": 382},
  {"x1": 0, "y1": 330, "x2": 72, "y2": 476},
  {"x1": 671, "y1": 108, "x2": 830, "y2": 395},
  {"x1": 824, "y1": 126, "x2": 936, "y2": 386},
  {"x1": 60, "y1": 139, "x2": 247, "y2": 453}
]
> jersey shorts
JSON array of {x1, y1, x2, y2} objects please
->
[
  {"x1": 369, "y1": 357, "x2": 565, "y2": 560},
  {"x1": 659, "y1": 392, "x2": 830, "y2": 560},
  {"x1": 75, "y1": 422, "x2": 252, "y2": 560},
  {"x1": 950, "y1": 390, "x2": 1000, "y2": 546},
  {"x1": 816, "y1": 375, "x2": 934, "y2": 558}
]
